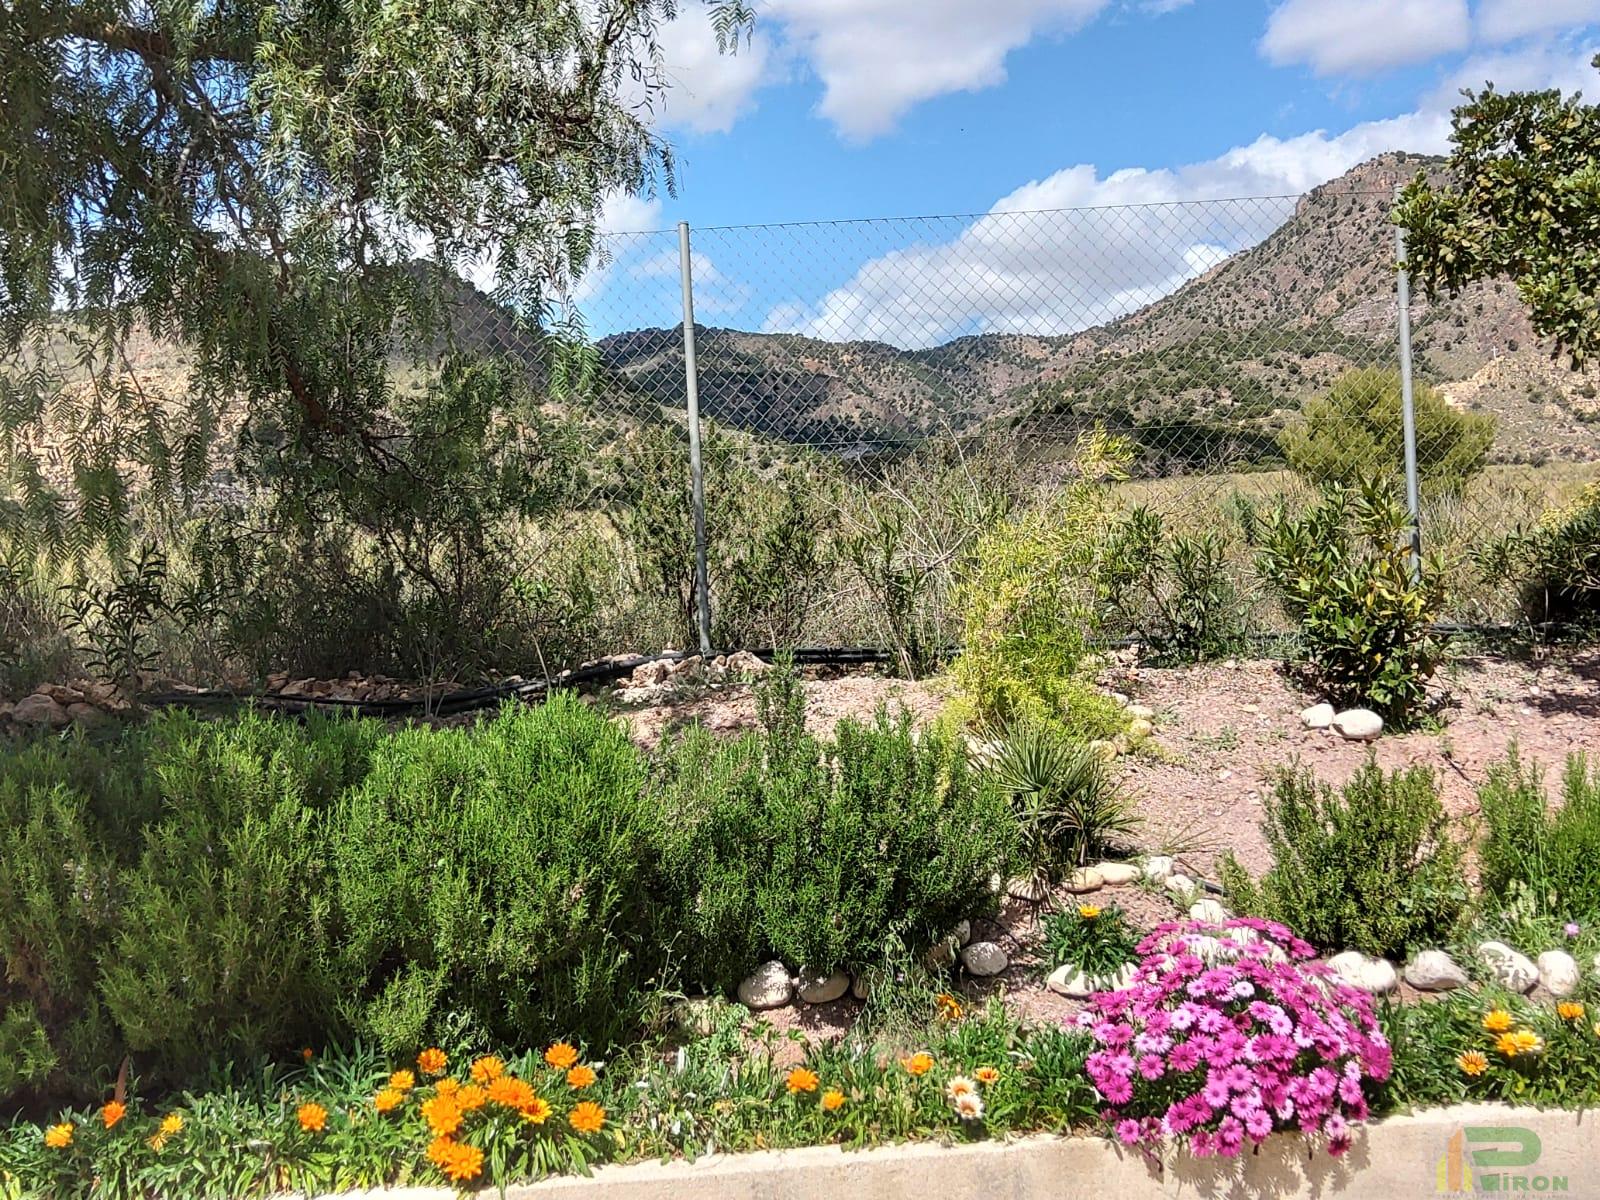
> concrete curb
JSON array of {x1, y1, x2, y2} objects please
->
[{"x1": 318, "y1": 1104, "x2": 1595, "y2": 1200}]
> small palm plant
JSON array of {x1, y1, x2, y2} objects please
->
[{"x1": 987, "y1": 720, "x2": 1140, "y2": 888}]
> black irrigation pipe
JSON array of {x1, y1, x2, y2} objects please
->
[{"x1": 135, "y1": 617, "x2": 1587, "y2": 721}]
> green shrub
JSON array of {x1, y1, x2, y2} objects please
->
[
  {"x1": 953, "y1": 430, "x2": 1129, "y2": 728},
  {"x1": 1481, "y1": 483, "x2": 1600, "y2": 624},
  {"x1": 1040, "y1": 903, "x2": 1139, "y2": 978},
  {"x1": 1221, "y1": 759, "x2": 1467, "y2": 958},
  {"x1": 1255, "y1": 480, "x2": 1445, "y2": 723},
  {"x1": 986, "y1": 721, "x2": 1138, "y2": 884},
  {"x1": 1100, "y1": 506, "x2": 1249, "y2": 663},
  {"x1": 654, "y1": 665, "x2": 1014, "y2": 986},
  {"x1": 1279, "y1": 368, "x2": 1495, "y2": 494},
  {"x1": 1477, "y1": 746, "x2": 1600, "y2": 922},
  {"x1": 327, "y1": 695, "x2": 663, "y2": 1054}
]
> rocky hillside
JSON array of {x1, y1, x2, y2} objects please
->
[{"x1": 597, "y1": 153, "x2": 1600, "y2": 468}]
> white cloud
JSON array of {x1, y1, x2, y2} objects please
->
[
  {"x1": 570, "y1": 191, "x2": 668, "y2": 305},
  {"x1": 629, "y1": 247, "x2": 753, "y2": 315},
  {"x1": 654, "y1": 8, "x2": 773, "y2": 133},
  {"x1": 767, "y1": 0, "x2": 1111, "y2": 139},
  {"x1": 1478, "y1": 0, "x2": 1600, "y2": 44},
  {"x1": 1261, "y1": 0, "x2": 1471, "y2": 74}
]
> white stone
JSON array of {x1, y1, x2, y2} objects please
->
[
  {"x1": 1006, "y1": 876, "x2": 1051, "y2": 903},
  {"x1": 12, "y1": 693, "x2": 70, "y2": 728},
  {"x1": 1046, "y1": 964, "x2": 1093, "y2": 998},
  {"x1": 1476, "y1": 941, "x2": 1538, "y2": 994},
  {"x1": 737, "y1": 961, "x2": 794, "y2": 1010},
  {"x1": 796, "y1": 969, "x2": 850, "y2": 1004},
  {"x1": 1403, "y1": 950, "x2": 1468, "y2": 992},
  {"x1": 1332, "y1": 708, "x2": 1383, "y2": 741},
  {"x1": 851, "y1": 968, "x2": 883, "y2": 1001},
  {"x1": 1537, "y1": 950, "x2": 1581, "y2": 998},
  {"x1": 1092, "y1": 862, "x2": 1142, "y2": 886},
  {"x1": 960, "y1": 941, "x2": 1009, "y2": 977},
  {"x1": 1327, "y1": 950, "x2": 1398, "y2": 995},
  {"x1": 1125, "y1": 704, "x2": 1156, "y2": 722},
  {"x1": 1064, "y1": 868, "x2": 1105, "y2": 894},
  {"x1": 1163, "y1": 873, "x2": 1198, "y2": 902},
  {"x1": 724, "y1": 649, "x2": 771, "y2": 678},
  {"x1": 1188, "y1": 898, "x2": 1230, "y2": 924},
  {"x1": 952, "y1": 919, "x2": 972, "y2": 947},
  {"x1": 1300, "y1": 703, "x2": 1336, "y2": 730},
  {"x1": 1141, "y1": 855, "x2": 1175, "y2": 884},
  {"x1": 1126, "y1": 719, "x2": 1154, "y2": 741}
]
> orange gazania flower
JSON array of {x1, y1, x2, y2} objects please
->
[
  {"x1": 469, "y1": 1055, "x2": 505, "y2": 1084},
  {"x1": 389, "y1": 1069, "x2": 416, "y2": 1092},
  {"x1": 374, "y1": 1087, "x2": 405, "y2": 1114},
  {"x1": 426, "y1": 1135, "x2": 457, "y2": 1169},
  {"x1": 486, "y1": 1076, "x2": 536, "y2": 1110},
  {"x1": 786, "y1": 1067, "x2": 819, "y2": 1094},
  {"x1": 935, "y1": 993, "x2": 963, "y2": 1022},
  {"x1": 975, "y1": 1066, "x2": 1001, "y2": 1085},
  {"x1": 900, "y1": 1051, "x2": 934, "y2": 1077},
  {"x1": 422, "y1": 1095, "x2": 463, "y2": 1137},
  {"x1": 1558, "y1": 1002, "x2": 1586, "y2": 1022},
  {"x1": 1495, "y1": 1029, "x2": 1544, "y2": 1058},
  {"x1": 1457, "y1": 1051, "x2": 1489, "y2": 1077},
  {"x1": 566, "y1": 1065, "x2": 597, "y2": 1089},
  {"x1": 821, "y1": 1089, "x2": 845, "y2": 1112},
  {"x1": 544, "y1": 1042, "x2": 580, "y2": 1070},
  {"x1": 44, "y1": 1123, "x2": 73, "y2": 1149},
  {"x1": 1482, "y1": 1009, "x2": 1514, "y2": 1033},
  {"x1": 435, "y1": 1077, "x2": 461, "y2": 1099},
  {"x1": 455, "y1": 1084, "x2": 487, "y2": 1112},
  {"x1": 441, "y1": 1141, "x2": 484, "y2": 1183},
  {"x1": 296, "y1": 1102, "x2": 328, "y2": 1134},
  {"x1": 417, "y1": 1047, "x2": 448, "y2": 1076},
  {"x1": 301, "y1": 1048, "x2": 314, "y2": 1063},
  {"x1": 519, "y1": 1096, "x2": 553, "y2": 1125},
  {"x1": 570, "y1": 1101, "x2": 606, "y2": 1135},
  {"x1": 100, "y1": 1101, "x2": 127, "y2": 1129}
]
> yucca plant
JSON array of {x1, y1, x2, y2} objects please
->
[{"x1": 986, "y1": 721, "x2": 1140, "y2": 886}]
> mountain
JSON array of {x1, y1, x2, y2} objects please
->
[{"x1": 596, "y1": 153, "x2": 1600, "y2": 470}]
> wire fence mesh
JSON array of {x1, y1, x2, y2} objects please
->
[{"x1": 516, "y1": 181, "x2": 1597, "y2": 651}]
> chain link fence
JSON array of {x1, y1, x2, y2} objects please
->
[{"x1": 524, "y1": 182, "x2": 1597, "y2": 653}]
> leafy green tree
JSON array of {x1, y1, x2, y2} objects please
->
[
  {"x1": 1279, "y1": 368, "x2": 1494, "y2": 494},
  {"x1": 1395, "y1": 56, "x2": 1600, "y2": 365},
  {"x1": 0, "y1": 0, "x2": 751, "y2": 550}
]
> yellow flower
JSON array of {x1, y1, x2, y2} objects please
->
[
  {"x1": 469, "y1": 1055, "x2": 504, "y2": 1084},
  {"x1": 417, "y1": 1047, "x2": 448, "y2": 1076},
  {"x1": 100, "y1": 1101, "x2": 126, "y2": 1129},
  {"x1": 570, "y1": 1101, "x2": 606, "y2": 1135},
  {"x1": 974, "y1": 1066, "x2": 1001, "y2": 1086},
  {"x1": 1482, "y1": 1009, "x2": 1514, "y2": 1033},
  {"x1": 519, "y1": 1096, "x2": 553, "y2": 1125},
  {"x1": 374, "y1": 1088, "x2": 405, "y2": 1114},
  {"x1": 159, "y1": 1113, "x2": 184, "y2": 1137},
  {"x1": 1078, "y1": 905, "x2": 1102, "y2": 920},
  {"x1": 422, "y1": 1095, "x2": 462, "y2": 1137},
  {"x1": 296, "y1": 1102, "x2": 327, "y2": 1133},
  {"x1": 821, "y1": 1089, "x2": 846, "y2": 1112},
  {"x1": 44, "y1": 1123, "x2": 73, "y2": 1149},
  {"x1": 1557, "y1": 1002, "x2": 1586, "y2": 1022},
  {"x1": 566, "y1": 1065, "x2": 597, "y2": 1089},
  {"x1": 1495, "y1": 1029, "x2": 1544, "y2": 1058},
  {"x1": 786, "y1": 1067, "x2": 820, "y2": 1094},
  {"x1": 435, "y1": 1078, "x2": 461, "y2": 1100},
  {"x1": 900, "y1": 1051, "x2": 934, "y2": 1077},
  {"x1": 935, "y1": 993, "x2": 964, "y2": 1022},
  {"x1": 1457, "y1": 1051, "x2": 1489, "y2": 1077},
  {"x1": 148, "y1": 1133, "x2": 168, "y2": 1153},
  {"x1": 389, "y1": 1069, "x2": 416, "y2": 1092},
  {"x1": 544, "y1": 1042, "x2": 580, "y2": 1070}
]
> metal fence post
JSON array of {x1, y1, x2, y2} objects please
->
[
  {"x1": 1393, "y1": 188, "x2": 1424, "y2": 580},
  {"x1": 678, "y1": 221, "x2": 714, "y2": 657}
]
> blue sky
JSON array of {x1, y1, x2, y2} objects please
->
[{"x1": 565, "y1": 0, "x2": 1600, "y2": 343}]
